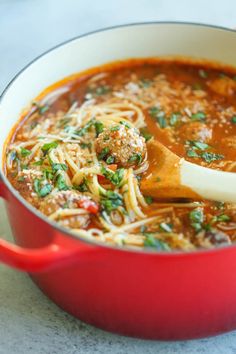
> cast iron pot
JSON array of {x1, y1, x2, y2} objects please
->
[{"x1": 0, "y1": 22, "x2": 236, "y2": 340}]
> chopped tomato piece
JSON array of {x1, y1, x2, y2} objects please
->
[{"x1": 78, "y1": 199, "x2": 99, "y2": 214}]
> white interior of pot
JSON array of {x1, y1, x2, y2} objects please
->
[{"x1": 1, "y1": 23, "x2": 236, "y2": 164}]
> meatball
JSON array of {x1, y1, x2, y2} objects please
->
[
  {"x1": 178, "y1": 122, "x2": 212, "y2": 143},
  {"x1": 39, "y1": 190, "x2": 97, "y2": 229},
  {"x1": 195, "y1": 229, "x2": 230, "y2": 248},
  {"x1": 221, "y1": 135, "x2": 236, "y2": 149},
  {"x1": 95, "y1": 124, "x2": 147, "y2": 167}
]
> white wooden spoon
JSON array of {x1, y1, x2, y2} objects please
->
[{"x1": 141, "y1": 140, "x2": 236, "y2": 203}]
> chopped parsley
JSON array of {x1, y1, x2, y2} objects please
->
[
  {"x1": 198, "y1": 69, "x2": 208, "y2": 79},
  {"x1": 211, "y1": 214, "x2": 231, "y2": 223},
  {"x1": 8, "y1": 151, "x2": 17, "y2": 163},
  {"x1": 149, "y1": 106, "x2": 160, "y2": 117},
  {"x1": 157, "y1": 113, "x2": 167, "y2": 129},
  {"x1": 100, "y1": 190, "x2": 123, "y2": 213},
  {"x1": 33, "y1": 179, "x2": 52, "y2": 198},
  {"x1": 98, "y1": 147, "x2": 110, "y2": 160},
  {"x1": 169, "y1": 112, "x2": 180, "y2": 126},
  {"x1": 94, "y1": 121, "x2": 104, "y2": 136},
  {"x1": 101, "y1": 166, "x2": 124, "y2": 186},
  {"x1": 144, "y1": 196, "x2": 153, "y2": 205},
  {"x1": 231, "y1": 116, "x2": 236, "y2": 124},
  {"x1": 189, "y1": 208, "x2": 204, "y2": 232},
  {"x1": 41, "y1": 141, "x2": 58, "y2": 153},
  {"x1": 55, "y1": 174, "x2": 69, "y2": 191},
  {"x1": 140, "y1": 127, "x2": 153, "y2": 142},
  {"x1": 106, "y1": 155, "x2": 115, "y2": 164},
  {"x1": 144, "y1": 233, "x2": 170, "y2": 250},
  {"x1": 95, "y1": 86, "x2": 111, "y2": 95},
  {"x1": 120, "y1": 121, "x2": 131, "y2": 129},
  {"x1": 110, "y1": 125, "x2": 120, "y2": 132},
  {"x1": 128, "y1": 153, "x2": 143, "y2": 165},
  {"x1": 17, "y1": 176, "x2": 25, "y2": 182},
  {"x1": 20, "y1": 147, "x2": 31, "y2": 157},
  {"x1": 140, "y1": 78, "x2": 152, "y2": 88},
  {"x1": 187, "y1": 149, "x2": 199, "y2": 158},
  {"x1": 201, "y1": 152, "x2": 224, "y2": 163},
  {"x1": 191, "y1": 111, "x2": 206, "y2": 121},
  {"x1": 76, "y1": 118, "x2": 95, "y2": 137},
  {"x1": 76, "y1": 178, "x2": 88, "y2": 192},
  {"x1": 80, "y1": 142, "x2": 92, "y2": 150},
  {"x1": 187, "y1": 140, "x2": 209, "y2": 151},
  {"x1": 33, "y1": 159, "x2": 44, "y2": 166},
  {"x1": 51, "y1": 163, "x2": 68, "y2": 172}
]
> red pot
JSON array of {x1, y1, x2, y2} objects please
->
[{"x1": 1, "y1": 22, "x2": 236, "y2": 340}]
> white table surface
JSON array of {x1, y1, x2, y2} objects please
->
[{"x1": 1, "y1": 0, "x2": 236, "y2": 353}]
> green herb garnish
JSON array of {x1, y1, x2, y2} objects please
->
[
  {"x1": 191, "y1": 111, "x2": 206, "y2": 121},
  {"x1": 169, "y1": 112, "x2": 180, "y2": 126},
  {"x1": 98, "y1": 147, "x2": 110, "y2": 160},
  {"x1": 101, "y1": 166, "x2": 124, "y2": 186},
  {"x1": 110, "y1": 125, "x2": 120, "y2": 132},
  {"x1": 17, "y1": 176, "x2": 25, "y2": 182},
  {"x1": 33, "y1": 159, "x2": 44, "y2": 166},
  {"x1": 198, "y1": 69, "x2": 208, "y2": 78},
  {"x1": 231, "y1": 116, "x2": 236, "y2": 124},
  {"x1": 100, "y1": 190, "x2": 123, "y2": 213},
  {"x1": 188, "y1": 141, "x2": 209, "y2": 151},
  {"x1": 128, "y1": 153, "x2": 142, "y2": 165},
  {"x1": 189, "y1": 208, "x2": 204, "y2": 232},
  {"x1": 56, "y1": 174, "x2": 69, "y2": 191},
  {"x1": 144, "y1": 196, "x2": 153, "y2": 205},
  {"x1": 33, "y1": 178, "x2": 52, "y2": 197},
  {"x1": 201, "y1": 152, "x2": 224, "y2": 163},
  {"x1": 140, "y1": 127, "x2": 153, "y2": 142},
  {"x1": 77, "y1": 178, "x2": 88, "y2": 192},
  {"x1": 51, "y1": 163, "x2": 68, "y2": 172},
  {"x1": 106, "y1": 156, "x2": 115, "y2": 164},
  {"x1": 120, "y1": 121, "x2": 131, "y2": 129},
  {"x1": 144, "y1": 233, "x2": 170, "y2": 250},
  {"x1": 20, "y1": 147, "x2": 31, "y2": 157},
  {"x1": 94, "y1": 121, "x2": 104, "y2": 136},
  {"x1": 95, "y1": 86, "x2": 111, "y2": 96},
  {"x1": 187, "y1": 149, "x2": 199, "y2": 158},
  {"x1": 80, "y1": 142, "x2": 92, "y2": 150},
  {"x1": 140, "y1": 78, "x2": 152, "y2": 88},
  {"x1": 41, "y1": 141, "x2": 58, "y2": 153}
]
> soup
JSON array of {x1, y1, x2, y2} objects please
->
[{"x1": 5, "y1": 59, "x2": 236, "y2": 251}]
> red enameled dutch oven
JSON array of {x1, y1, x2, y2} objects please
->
[{"x1": 1, "y1": 22, "x2": 236, "y2": 340}]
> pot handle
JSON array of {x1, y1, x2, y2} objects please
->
[
  {"x1": 0, "y1": 180, "x2": 92, "y2": 273},
  {"x1": 0, "y1": 238, "x2": 77, "y2": 273}
]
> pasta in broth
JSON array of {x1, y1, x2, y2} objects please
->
[{"x1": 5, "y1": 59, "x2": 236, "y2": 251}]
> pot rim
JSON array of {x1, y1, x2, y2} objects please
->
[{"x1": 1, "y1": 20, "x2": 236, "y2": 257}]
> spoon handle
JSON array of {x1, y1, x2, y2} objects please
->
[{"x1": 181, "y1": 160, "x2": 236, "y2": 203}]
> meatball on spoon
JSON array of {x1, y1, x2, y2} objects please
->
[{"x1": 141, "y1": 140, "x2": 236, "y2": 203}]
